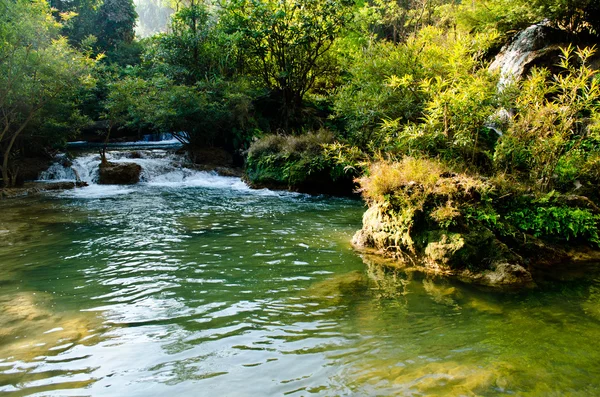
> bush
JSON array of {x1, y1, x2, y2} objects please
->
[
  {"x1": 245, "y1": 131, "x2": 355, "y2": 193},
  {"x1": 493, "y1": 46, "x2": 600, "y2": 191},
  {"x1": 358, "y1": 158, "x2": 447, "y2": 203},
  {"x1": 506, "y1": 205, "x2": 600, "y2": 245},
  {"x1": 454, "y1": 0, "x2": 600, "y2": 38}
]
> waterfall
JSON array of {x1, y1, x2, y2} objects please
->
[
  {"x1": 37, "y1": 149, "x2": 257, "y2": 198},
  {"x1": 490, "y1": 21, "x2": 559, "y2": 89}
]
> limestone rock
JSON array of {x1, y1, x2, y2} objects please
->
[{"x1": 98, "y1": 161, "x2": 142, "y2": 185}]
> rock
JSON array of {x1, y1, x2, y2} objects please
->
[
  {"x1": 193, "y1": 164, "x2": 244, "y2": 178},
  {"x1": 303, "y1": 271, "x2": 368, "y2": 303},
  {"x1": 127, "y1": 151, "x2": 143, "y2": 159},
  {"x1": 465, "y1": 262, "x2": 534, "y2": 287},
  {"x1": 351, "y1": 228, "x2": 374, "y2": 250},
  {"x1": 43, "y1": 181, "x2": 88, "y2": 190},
  {"x1": 98, "y1": 161, "x2": 142, "y2": 185},
  {"x1": 0, "y1": 181, "x2": 87, "y2": 199},
  {"x1": 352, "y1": 200, "x2": 535, "y2": 287}
]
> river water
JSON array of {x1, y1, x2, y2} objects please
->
[{"x1": 2, "y1": 150, "x2": 600, "y2": 396}]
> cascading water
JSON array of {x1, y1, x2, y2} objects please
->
[
  {"x1": 38, "y1": 149, "x2": 256, "y2": 197},
  {"x1": 486, "y1": 22, "x2": 564, "y2": 134},
  {"x1": 490, "y1": 21, "x2": 560, "y2": 89}
]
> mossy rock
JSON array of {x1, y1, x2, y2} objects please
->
[{"x1": 353, "y1": 201, "x2": 534, "y2": 287}]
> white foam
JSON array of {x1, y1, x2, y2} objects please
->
[
  {"x1": 38, "y1": 149, "x2": 302, "y2": 198},
  {"x1": 61, "y1": 184, "x2": 135, "y2": 199}
]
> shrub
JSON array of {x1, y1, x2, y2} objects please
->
[
  {"x1": 245, "y1": 130, "x2": 355, "y2": 191},
  {"x1": 507, "y1": 205, "x2": 600, "y2": 245},
  {"x1": 358, "y1": 157, "x2": 447, "y2": 203},
  {"x1": 493, "y1": 46, "x2": 600, "y2": 191}
]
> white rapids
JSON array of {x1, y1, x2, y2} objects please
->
[{"x1": 37, "y1": 150, "x2": 276, "y2": 198}]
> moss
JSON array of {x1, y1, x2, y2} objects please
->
[{"x1": 423, "y1": 232, "x2": 466, "y2": 269}]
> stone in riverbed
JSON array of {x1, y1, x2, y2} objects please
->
[{"x1": 98, "y1": 161, "x2": 142, "y2": 185}]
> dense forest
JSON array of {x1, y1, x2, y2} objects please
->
[{"x1": 2, "y1": 0, "x2": 600, "y2": 281}]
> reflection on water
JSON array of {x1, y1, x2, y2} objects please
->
[{"x1": 2, "y1": 181, "x2": 600, "y2": 396}]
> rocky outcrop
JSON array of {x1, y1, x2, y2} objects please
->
[
  {"x1": 352, "y1": 198, "x2": 600, "y2": 288},
  {"x1": 98, "y1": 161, "x2": 142, "y2": 185},
  {"x1": 352, "y1": 209, "x2": 535, "y2": 288},
  {"x1": 349, "y1": 159, "x2": 600, "y2": 288}
]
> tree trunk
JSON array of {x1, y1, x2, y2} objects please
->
[
  {"x1": 2, "y1": 133, "x2": 18, "y2": 187},
  {"x1": 0, "y1": 112, "x2": 36, "y2": 187}
]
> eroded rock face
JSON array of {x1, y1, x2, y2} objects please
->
[{"x1": 98, "y1": 161, "x2": 142, "y2": 185}]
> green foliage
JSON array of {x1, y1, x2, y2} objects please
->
[
  {"x1": 507, "y1": 206, "x2": 600, "y2": 245},
  {"x1": 246, "y1": 131, "x2": 354, "y2": 188},
  {"x1": 95, "y1": 0, "x2": 137, "y2": 51},
  {"x1": 103, "y1": 76, "x2": 258, "y2": 150},
  {"x1": 453, "y1": 0, "x2": 540, "y2": 38},
  {"x1": 332, "y1": 39, "x2": 428, "y2": 147},
  {"x1": 455, "y1": 0, "x2": 600, "y2": 37},
  {"x1": 333, "y1": 25, "x2": 500, "y2": 165},
  {"x1": 362, "y1": 0, "x2": 455, "y2": 43},
  {"x1": 222, "y1": 0, "x2": 355, "y2": 129},
  {"x1": 463, "y1": 190, "x2": 600, "y2": 245},
  {"x1": 494, "y1": 46, "x2": 600, "y2": 191},
  {"x1": 0, "y1": 0, "x2": 96, "y2": 186},
  {"x1": 143, "y1": 3, "x2": 235, "y2": 84},
  {"x1": 50, "y1": 0, "x2": 137, "y2": 57}
]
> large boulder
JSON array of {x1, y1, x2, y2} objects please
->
[{"x1": 98, "y1": 161, "x2": 142, "y2": 185}]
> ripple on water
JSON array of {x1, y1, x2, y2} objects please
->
[{"x1": 4, "y1": 179, "x2": 600, "y2": 396}]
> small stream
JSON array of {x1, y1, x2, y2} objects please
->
[{"x1": 2, "y1": 149, "x2": 600, "y2": 396}]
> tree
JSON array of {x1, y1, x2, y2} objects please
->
[
  {"x1": 366, "y1": 0, "x2": 454, "y2": 43},
  {"x1": 0, "y1": 0, "x2": 96, "y2": 187},
  {"x1": 102, "y1": 74, "x2": 257, "y2": 151},
  {"x1": 144, "y1": 1, "x2": 233, "y2": 84},
  {"x1": 95, "y1": 0, "x2": 138, "y2": 52},
  {"x1": 50, "y1": 0, "x2": 137, "y2": 55},
  {"x1": 223, "y1": 0, "x2": 355, "y2": 130}
]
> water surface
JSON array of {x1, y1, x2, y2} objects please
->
[{"x1": 2, "y1": 159, "x2": 600, "y2": 396}]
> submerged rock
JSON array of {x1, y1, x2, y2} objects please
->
[
  {"x1": 0, "y1": 291, "x2": 107, "y2": 362},
  {"x1": 303, "y1": 271, "x2": 368, "y2": 303},
  {"x1": 98, "y1": 161, "x2": 142, "y2": 185}
]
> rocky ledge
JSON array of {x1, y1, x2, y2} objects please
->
[
  {"x1": 352, "y1": 206, "x2": 536, "y2": 288},
  {"x1": 1, "y1": 181, "x2": 88, "y2": 199}
]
